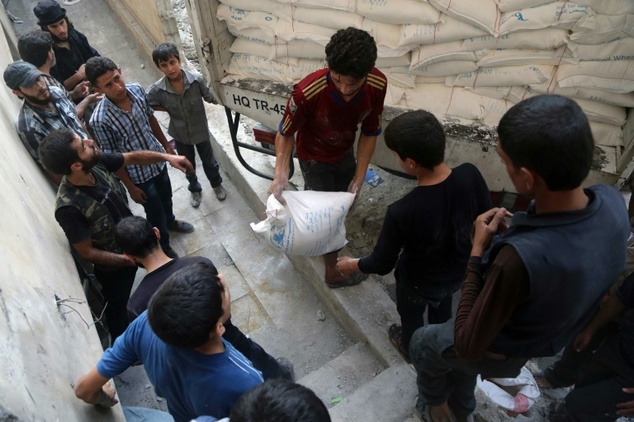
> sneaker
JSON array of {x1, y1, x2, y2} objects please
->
[
  {"x1": 276, "y1": 357, "x2": 296, "y2": 381},
  {"x1": 167, "y1": 219, "x2": 194, "y2": 233},
  {"x1": 163, "y1": 246, "x2": 179, "y2": 259},
  {"x1": 190, "y1": 191, "x2": 202, "y2": 208},
  {"x1": 213, "y1": 185, "x2": 227, "y2": 201}
]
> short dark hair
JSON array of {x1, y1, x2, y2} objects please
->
[
  {"x1": 85, "y1": 56, "x2": 118, "y2": 86},
  {"x1": 230, "y1": 379, "x2": 331, "y2": 422},
  {"x1": 115, "y1": 216, "x2": 159, "y2": 258},
  {"x1": 148, "y1": 262, "x2": 223, "y2": 349},
  {"x1": 384, "y1": 110, "x2": 445, "y2": 170},
  {"x1": 38, "y1": 128, "x2": 79, "y2": 175},
  {"x1": 18, "y1": 30, "x2": 53, "y2": 68},
  {"x1": 497, "y1": 95, "x2": 594, "y2": 191},
  {"x1": 325, "y1": 27, "x2": 377, "y2": 80},
  {"x1": 152, "y1": 43, "x2": 180, "y2": 67}
]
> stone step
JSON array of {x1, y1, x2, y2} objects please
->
[
  {"x1": 329, "y1": 364, "x2": 417, "y2": 422},
  {"x1": 297, "y1": 342, "x2": 385, "y2": 408}
]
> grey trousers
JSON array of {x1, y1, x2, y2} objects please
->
[{"x1": 409, "y1": 319, "x2": 526, "y2": 418}]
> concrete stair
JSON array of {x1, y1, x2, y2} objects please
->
[
  {"x1": 329, "y1": 364, "x2": 417, "y2": 421},
  {"x1": 297, "y1": 342, "x2": 385, "y2": 409}
]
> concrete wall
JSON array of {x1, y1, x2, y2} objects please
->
[
  {"x1": 116, "y1": 0, "x2": 165, "y2": 45},
  {"x1": 0, "y1": 12, "x2": 123, "y2": 422}
]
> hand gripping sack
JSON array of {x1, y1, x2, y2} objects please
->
[
  {"x1": 250, "y1": 190, "x2": 355, "y2": 256},
  {"x1": 476, "y1": 367, "x2": 541, "y2": 414}
]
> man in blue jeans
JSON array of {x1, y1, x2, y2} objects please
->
[
  {"x1": 114, "y1": 215, "x2": 295, "y2": 381},
  {"x1": 87, "y1": 56, "x2": 192, "y2": 258}
]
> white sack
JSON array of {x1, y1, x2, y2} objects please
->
[
  {"x1": 218, "y1": 0, "x2": 279, "y2": 13},
  {"x1": 498, "y1": 3, "x2": 595, "y2": 35},
  {"x1": 274, "y1": 5, "x2": 364, "y2": 29},
  {"x1": 250, "y1": 191, "x2": 355, "y2": 256},
  {"x1": 557, "y1": 61, "x2": 634, "y2": 93},
  {"x1": 529, "y1": 83, "x2": 634, "y2": 108},
  {"x1": 410, "y1": 41, "x2": 482, "y2": 70},
  {"x1": 446, "y1": 65, "x2": 553, "y2": 87},
  {"x1": 590, "y1": 122, "x2": 624, "y2": 147},
  {"x1": 356, "y1": 0, "x2": 442, "y2": 25},
  {"x1": 408, "y1": 60, "x2": 479, "y2": 77},
  {"x1": 495, "y1": 0, "x2": 554, "y2": 13},
  {"x1": 568, "y1": 38, "x2": 634, "y2": 62},
  {"x1": 462, "y1": 29, "x2": 569, "y2": 51},
  {"x1": 477, "y1": 47, "x2": 573, "y2": 67},
  {"x1": 575, "y1": 0, "x2": 634, "y2": 15},
  {"x1": 429, "y1": 0, "x2": 500, "y2": 35},
  {"x1": 570, "y1": 14, "x2": 633, "y2": 45},
  {"x1": 574, "y1": 98, "x2": 627, "y2": 126},
  {"x1": 273, "y1": 0, "x2": 356, "y2": 12},
  {"x1": 399, "y1": 16, "x2": 488, "y2": 47},
  {"x1": 476, "y1": 367, "x2": 541, "y2": 414}
]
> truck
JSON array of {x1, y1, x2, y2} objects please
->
[{"x1": 171, "y1": 0, "x2": 634, "y2": 193}]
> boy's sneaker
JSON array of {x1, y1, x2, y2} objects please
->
[
  {"x1": 213, "y1": 185, "x2": 227, "y2": 201},
  {"x1": 190, "y1": 191, "x2": 202, "y2": 208},
  {"x1": 167, "y1": 219, "x2": 194, "y2": 233}
]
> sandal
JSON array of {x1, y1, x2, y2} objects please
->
[{"x1": 389, "y1": 323, "x2": 411, "y2": 363}]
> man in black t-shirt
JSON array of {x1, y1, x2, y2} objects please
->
[
  {"x1": 114, "y1": 216, "x2": 295, "y2": 381},
  {"x1": 38, "y1": 128, "x2": 192, "y2": 342}
]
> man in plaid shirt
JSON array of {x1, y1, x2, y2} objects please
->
[
  {"x1": 4, "y1": 60, "x2": 87, "y2": 184},
  {"x1": 87, "y1": 57, "x2": 192, "y2": 258}
]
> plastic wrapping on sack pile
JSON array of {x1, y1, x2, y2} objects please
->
[
  {"x1": 250, "y1": 190, "x2": 355, "y2": 256},
  {"x1": 217, "y1": 0, "x2": 633, "y2": 167}
]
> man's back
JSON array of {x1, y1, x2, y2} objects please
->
[
  {"x1": 128, "y1": 256, "x2": 216, "y2": 320},
  {"x1": 97, "y1": 312, "x2": 263, "y2": 421},
  {"x1": 485, "y1": 184, "x2": 629, "y2": 357}
]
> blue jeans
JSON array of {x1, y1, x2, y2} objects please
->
[
  {"x1": 410, "y1": 319, "x2": 526, "y2": 418},
  {"x1": 137, "y1": 167, "x2": 175, "y2": 249},
  {"x1": 175, "y1": 140, "x2": 222, "y2": 191}
]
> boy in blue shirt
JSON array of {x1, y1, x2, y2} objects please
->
[
  {"x1": 74, "y1": 262, "x2": 263, "y2": 421},
  {"x1": 147, "y1": 43, "x2": 226, "y2": 208}
]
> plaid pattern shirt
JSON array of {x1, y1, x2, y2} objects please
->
[
  {"x1": 90, "y1": 83, "x2": 165, "y2": 184},
  {"x1": 17, "y1": 86, "x2": 87, "y2": 161}
]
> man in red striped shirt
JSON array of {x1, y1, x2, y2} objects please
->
[{"x1": 269, "y1": 27, "x2": 388, "y2": 288}]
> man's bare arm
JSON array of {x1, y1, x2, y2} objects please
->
[
  {"x1": 348, "y1": 134, "x2": 377, "y2": 195},
  {"x1": 72, "y1": 237, "x2": 136, "y2": 268},
  {"x1": 269, "y1": 132, "x2": 295, "y2": 203},
  {"x1": 75, "y1": 368, "x2": 118, "y2": 407}
]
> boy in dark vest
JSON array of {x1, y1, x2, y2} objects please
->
[
  {"x1": 38, "y1": 128, "x2": 192, "y2": 343},
  {"x1": 408, "y1": 95, "x2": 629, "y2": 422}
]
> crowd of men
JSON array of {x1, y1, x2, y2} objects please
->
[{"x1": 7, "y1": 1, "x2": 634, "y2": 421}]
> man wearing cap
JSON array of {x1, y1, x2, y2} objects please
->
[
  {"x1": 4, "y1": 61, "x2": 87, "y2": 183},
  {"x1": 18, "y1": 30, "x2": 100, "y2": 120},
  {"x1": 33, "y1": 0, "x2": 99, "y2": 92}
]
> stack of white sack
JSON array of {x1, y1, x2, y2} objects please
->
[{"x1": 216, "y1": 0, "x2": 633, "y2": 170}]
